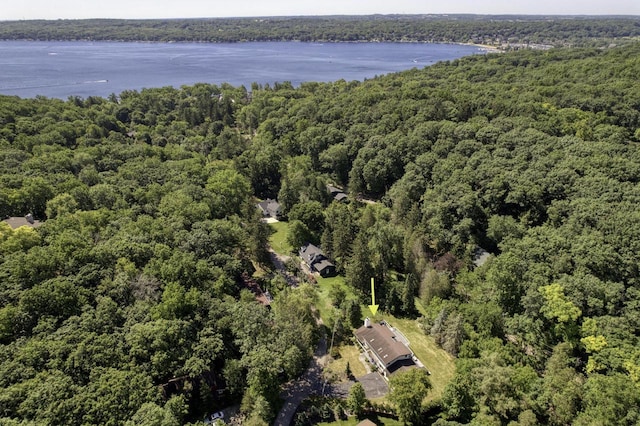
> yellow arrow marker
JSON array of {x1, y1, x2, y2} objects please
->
[{"x1": 368, "y1": 277, "x2": 379, "y2": 316}]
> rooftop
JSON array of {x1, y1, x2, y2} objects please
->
[
  {"x1": 299, "y1": 243, "x2": 324, "y2": 261},
  {"x1": 4, "y1": 215, "x2": 42, "y2": 230},
  {"x1": 257, "y1": 199, "x2": 281, "y2": 218},
  {"x1": 355, "y1": 322, "x2": 412, "y2": 367}
]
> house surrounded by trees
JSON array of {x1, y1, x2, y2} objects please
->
[
  {"x1": 299, "y1": 243, "x2": 337, "y2": 277},
  {"x1": 354, "y1": 318, "x2": 417, "y2": 379},
  {"x1": 257, "y1": 199, "x2": 282, "y2": 219},
  {"x1": 327, "y1": 184, "x2": 348, "y2": 203}
]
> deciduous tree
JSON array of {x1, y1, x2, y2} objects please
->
[{"x1": 388, "y1": 368, "x2": 432, "y2": 425}]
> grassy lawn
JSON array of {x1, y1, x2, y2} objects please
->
[
  {"x1": 315, "y1": 275, "x2": 354, "y2": 325},
  {"x1": 324, "y1": 344, "x2": 367, "y2": 382},
  {"x1": 384, "y1": 315, "x2": 456, "y2": 400},
  {"x1": 316, "y1": 275, "x2": 455, "y2": 400},
  {"x1": 268, "y1": 220, "x2": 293, "y2": 255}
]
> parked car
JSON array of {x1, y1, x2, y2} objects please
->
[{"x1": 204, "y1": 411, "x2": 224, "y2": 424}]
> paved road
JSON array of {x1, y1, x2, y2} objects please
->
[
  {"x1": 269, "y1": 244, "x2": 348, "y2": 425},
  {"x1": 274, "y1": 332, "x2": 328, "y2": 426},
  {"x1": 268, "y1": 247, "x2": 299, "y2": 287},
  {"x1": 270, "y1": 241, "x2": 323, "y2": 426}
]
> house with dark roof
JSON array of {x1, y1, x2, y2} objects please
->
[
  {"x1": 257, "y1": 199, "x2": 282, "y2": 219},
  {"x1": 327, "y1": 184, "x2": 348, "y2": 203},
  {"x1": 299, "y1": 243, "x2": 337, "y2": 278},
  {"x1": 354, "y1": 319, "x2": 416, "y2": 379}
]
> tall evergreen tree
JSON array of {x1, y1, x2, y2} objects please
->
[{"x1": 346, "y1": 232, "x2": 375, "y2": 299}]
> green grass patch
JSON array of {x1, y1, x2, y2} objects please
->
[
  {"x1": 315, "y1": 273, "x2": 455, "y2": 400},
  {"x1": 314, "y1": 275, "x2": 339, "y2": 325},
  {"x1": 268, "y1": 220, "x2": 293, "y2": 255},
  {"x1": 315, "y1": 275, "x2": 359, "y2": 326},
  {"x1": 317, "y1": 275, "x2": 349, "y2": 290},
  {"x1": 324, "y1": 344, "x2": 368, "y2": 382},
  {"x1": 382, "y1": 315, "x2": 455, "y2": 400}
]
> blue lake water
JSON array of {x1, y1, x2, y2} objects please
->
[{"x1": 0, "y1": 41, "x2": 484, "y2": 99}]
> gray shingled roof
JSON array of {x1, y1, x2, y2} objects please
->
[
  {"x1": 355, "y1": 322, "x2": 412, "y2": 368},
  {"x1": 3, "y1": 216, "x2": 42, "y2": 229}
]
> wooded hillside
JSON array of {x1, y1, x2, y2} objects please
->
[
  {"x1": 1, "y1": 41, "x2": 640, "y2": 425},
  {"x1": 1, "y1": 15, "x2": 639, "y2": 47}
]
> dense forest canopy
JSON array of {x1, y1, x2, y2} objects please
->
[
  {"x1": 1, "y1": 21, "x2": 640, "y2": 425},
  {"x1": 0, "y1": 15, "x2": 639, "y2": 47}
]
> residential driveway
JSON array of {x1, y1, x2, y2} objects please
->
[
  {"x1": 357, "y1": 372, "x2": 389, "y2": 399},
  {"x1": 327, "y1": 381, "x2": 354, "y2": 398},
  {"x1": 272, "y1": 343, "x2": 388, "y2": 425},
  {"x1": 274, "y1": 333, "x2": 327, "y2": 426},
  {"x1": 268, "y1": 247, "x2": 299, "y2": 287}
]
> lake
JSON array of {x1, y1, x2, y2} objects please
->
[{"x1": 0, "y1": 41, "x2": 485, "y2": 99}]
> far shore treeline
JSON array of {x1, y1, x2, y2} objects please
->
[{"x1": 0, "y1": 15, "x2": 639, "y2": 48}]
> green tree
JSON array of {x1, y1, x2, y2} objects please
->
[
  {"x1": 45, "y1": 192, "x2": 79, "y2": 219},
  {"x1": 288, "y1": 200, "x2": 325, "y2": 235},
  {"x1": 18, "y1": 177, "x2": 54, "y2": 218},
  {"x1": 1, "y1": 369, "x2": 79, "y2": 424},
  {"x1": 419, "y1": 269, "x2": 451, "y2": 304},
  {"x1": 19, "y1": 278, "x2": 88, "y2": 330},
  {"x1": 539, "y1": 343, "x2": 584, "y2": 425},
  {"x1": 485, "y1": 252, "x2": 526, "y2": 315},
  {"x1": 486, "y1": 214, "x2": 525, "y2": 247},
  {"x1": 205, "y1": 167, "x2": 252, "y2": 218},
  {"x1": 223, "y1": 358, "x2": 246, "y2": 397},
  {"x1": 575, "y1": 373, "x2": 640, "y2": 426},
  {"x1": 0, "y1": 224, "x2": 41, "y2": 255},
  {"x1": 442, "y1": 313, "x2": 466, "y2": 357},
  {"x1": 286, "y1": 219, "x2": 314, "y2": 249},
  {"x1": 388, "y1": 368, "x2": 432, "y2": 425},
  {"x1": 79, "y1": 367, "x2": 158, "y2": 426},
  {"x1": 441, "y1": 367, "x2": 477, "y2": 423},
  {"x1": 540, "y1": 282, "x2": 582, "y2": 341},
  {"x1": 125, "y1": 402, "x2": 181, "y2": 426},
  {"x1": 346, "y1": 382, "x2": 367, "y2": 418},
  {"x1": 345, "y1": 232, "x2": 375, "y2": 298},
  {"x1": 472, "y1": 353, "x2": 538, "y2": 423},
  {"x1": 322, "y1": 201, "x2": 358, "y2": 272},
  {"x1": 152, "y1": 281, "x2": 200, "y2": 320},
  {"x1": 319, "y1": 143, "x2": 351, "y2": 184}
]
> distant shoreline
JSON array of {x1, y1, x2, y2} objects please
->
[
  {"x1": 460, "y1": 42, "x2": 502, "y2": 52},
  {"x1": 0, "y1": 15, "x2": 637, "y2": 49},
  {"x1": 0, "y1": 38, "x2": 496, "y2": 47}
]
